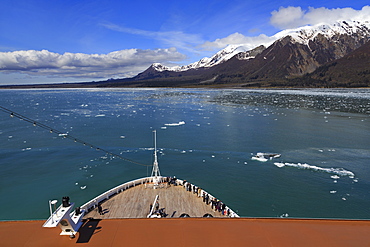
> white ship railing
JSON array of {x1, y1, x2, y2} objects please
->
[
  {"x1": 176, "y1": 178, "x2": 239, "y2": 218},
  {"x1": 80, "y1": 176, "x2": 239, "y2": 218},
  {"x1": 80, "y1": 176, "x2": 153, "y2": 213}
]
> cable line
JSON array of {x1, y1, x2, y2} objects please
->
[{"x1": 0, "y1": 105, "x2": 152, "y2": 167}]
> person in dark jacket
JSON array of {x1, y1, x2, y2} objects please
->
[{"x1": 98, "y1": 204, "x2": 103, "y2": 215}]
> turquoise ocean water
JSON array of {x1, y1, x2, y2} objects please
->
[{"x1": 0, "y1": 88, "x2": 369, "y2": 220}]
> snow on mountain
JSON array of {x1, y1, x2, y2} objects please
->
[
  {"x1": 152, "y1": 44, "x2": 254, "y2": 72},
  {"x1": 152, "y1": 20, "x2": 370, "y2": 73},
  {"x1": 273, "y1": 20, "x2": 370, "y2": 45}
]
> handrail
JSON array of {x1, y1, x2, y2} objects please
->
[
  {"x1": 176, "y1": 179, "x2": 239, "y2": 218},
  {"x1": 80, "y1": 176, "x2": 153, "y2": 213},
  {"x1": 80, "y1": 176, "x2": 239, "y2": 218}
]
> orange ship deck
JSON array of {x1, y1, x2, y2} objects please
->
[{"x1": 1, "y1": 218, "x2": 370, "y2": 247}]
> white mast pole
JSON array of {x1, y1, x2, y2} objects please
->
[
  {"x1": 151, "y1": 130, "x2": 161, "y2": 187},
  {"x1": 154, "y1": 129, "x2": 158, "y2": 172}
]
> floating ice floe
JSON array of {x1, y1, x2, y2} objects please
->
[
  {"x1": 274, "y1": 163, "x2": 285, "y2": 168},
  {"x1": 164, "y1": 121, "x2": 185, "y2": 126},
  {"x1": 273, "y1": 162, "x2": 355, "y2": 177},
  {"x1": 280, "y1": 213, "x2": 289, "y2": 218},
  {"x1": 252, "y1": 153, "x2": 281, "y2": 162}
]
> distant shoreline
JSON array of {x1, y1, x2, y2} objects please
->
[{"x1": 1, "y1": 82, "x2": 369, "y2": 90}]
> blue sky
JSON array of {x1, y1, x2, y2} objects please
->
[{"x1": 0, "y1": 0, "x2": 369, "y2": 85}]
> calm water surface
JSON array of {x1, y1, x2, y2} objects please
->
[{"x1": 0, "y1": 88, "x2": 369, "y2": 220}]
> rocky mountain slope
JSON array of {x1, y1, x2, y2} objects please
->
[
  {"x1": 288, "y1": 39, "x2": 370, "y2": 87},
  {"x1": 122, "y1": 20, "x2": 370, "y2": 87},
  {"x1": 4, "y1": 20, "x2": 370, "y2": 89}
]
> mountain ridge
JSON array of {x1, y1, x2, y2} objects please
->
[
  {"x1": 123, "y1": 19, "x2": 370, "y2": 88},
  {"x1": 2, "y1": 20, "x2": 370, "y2": 88},
  {"x1": 149, "y1": 20, "x2": 370, "y2": 73}
]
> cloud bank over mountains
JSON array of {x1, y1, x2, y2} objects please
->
[
  {"x1": 270, "y1": 5, "x2": 370, "y2": 29},
  {"x1": 199, "y1": 33, "x2": 276, "y2": 51},
  {"x1": 1, "y1": 5, "x2": 369, "y2": 83},
  {"x1": 202, "y1": 5, "x2": 370, "y2": 50},
  {"x1": 0, "y1": 48, "x2": 185, "y2": 79}
]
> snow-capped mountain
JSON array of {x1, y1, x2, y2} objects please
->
[
  {"x1": 275, "y1": 20, "x2": 370, "y2": 45},
  {"x1": 150, "y1": 20, "x2": 370, "y2": 73},
  {"x1": 152, "y1": 44, "x2": 261, "y2": 73},
  {"x1": 130, "y1": 19, "x2": 370, "y2": 87}
]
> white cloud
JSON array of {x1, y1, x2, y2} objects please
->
[
  {"x1": 0, "y1": 48, "x2": 186, "y2": 79},
  {"x1": 199, "y1": 5, "x2": 370, "y2": 52},
  {"x1": 270, "y1": 5, "x2": 370, "y2": 29},
  {"x1": 200, "y1": 32, "x2": 276, "y2": 51},
  {"x1": 101, "y1": 22, "x2": 204, "y2": 54},
  {"x1": 270, "y1": 6, "x2": 305, "y2": 29}
]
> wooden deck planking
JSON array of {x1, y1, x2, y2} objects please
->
[{"x1": 84, "y1": 184, "x2": 226, "y2": 219}]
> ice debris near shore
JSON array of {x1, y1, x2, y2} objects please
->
[
  {"x1": 274, "y1": 162, "x2": 355, "y2": 177},
  {"x1": 164, "y1": 121, "x2": 185, "y2": 127}
]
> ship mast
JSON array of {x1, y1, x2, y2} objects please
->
[{"x1": 151, "y1": 130, "x2": 161, "y2": 178}]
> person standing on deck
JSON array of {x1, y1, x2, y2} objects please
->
[
  {"x1": 221, "y1": 202, "x2": 226, "y2": 215},
  {"x1": 217, "y1": 200, "x2": 222, "y2": 212},
  {"x1": 98, "y1": 204, "x2": 103, "y2": 215},
  {"x1": 215, "y1": 200, "x2": 220, "y2": 212}
]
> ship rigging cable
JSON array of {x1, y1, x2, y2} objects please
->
[{"x1": 0, "y1": 105, "x2": 151, "y2": 167}]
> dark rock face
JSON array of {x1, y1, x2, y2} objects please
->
[
  {"x1": 210, "y1": 29, "x2": 370, "y2": 85},
  {"x1": 115, "y1": 21, "x2": 370, "y2": 87}
]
